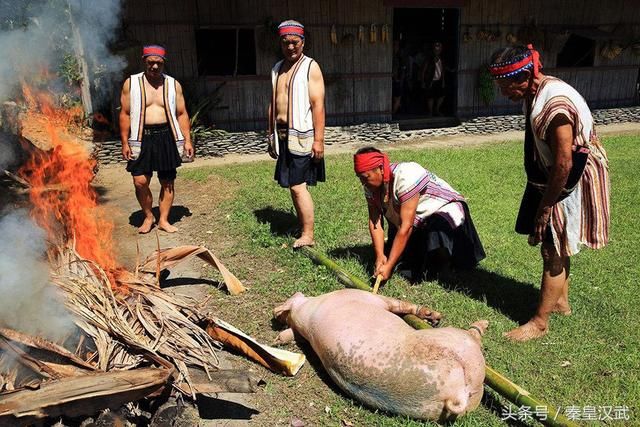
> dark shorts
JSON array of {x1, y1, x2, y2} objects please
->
[
  {"x1": 427, "y1": 80, "x2": 444, "y2": 98},
  {"x1": 274, "y1": 126, "x2": 326, "y2": 188},
  {"x1": 126, "y1": 123, "x2": 182, "y2": 181}
]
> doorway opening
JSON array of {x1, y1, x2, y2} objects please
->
[{"x1": 392, "y1": 8, "x2": 459, "y2": 126}]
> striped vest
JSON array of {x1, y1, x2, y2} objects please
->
[
  {"x1": 270, "y1": 55, "x2": 315, "y2": 156},
  {"x1": 127, "y1": 72, "x2": 185, "y2": 159}
]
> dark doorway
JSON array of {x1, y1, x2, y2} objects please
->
[{"x1": 392, "y1": 8, "x2": 459, "y2": 126}]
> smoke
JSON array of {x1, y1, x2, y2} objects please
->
[
  {"x1": 0, "y1": 0, "x2": 125, "y2": 108},
  {"x1": 0, "y1": 210, "x2": 74, "y2": 342}
]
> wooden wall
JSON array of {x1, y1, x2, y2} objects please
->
[
  {"x1": 122, "y1": 0, "x2": 393, "y2": 131},
  {"x1": 457, "y1": 0, "x2": 640, "y2": 116},
  {"x1": 121, "y1": 0, "x2": 639, "y2": 129}
]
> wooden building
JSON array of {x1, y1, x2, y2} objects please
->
[{"x1": 120, "y1": 0, "x2": 640, "y2": 131}]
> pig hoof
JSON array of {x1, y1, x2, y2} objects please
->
[
  {"x1": 469, "y1": 320, "x2": 489, "y2": 335},
  {"x1": 416, "y1": 306, "x2": 442, "y2": 326},
  {"x1": 274, "y1": 328, "x2": 295, "y2": 345}
]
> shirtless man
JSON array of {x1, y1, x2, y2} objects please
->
[
  {"x1": 268, "y1": 20, "x2": 325, "y2": 248},
  {"x1": 119, "y1": 45, "x2": 193, "y2": 233}
]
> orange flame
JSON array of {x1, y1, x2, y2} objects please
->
[{"x1": 19, "y1": 85, "x2": 119, "y2": 276}]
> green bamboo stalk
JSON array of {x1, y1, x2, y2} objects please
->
[{"x1": 300, "y1": 246, "x2": 578, "y2": 427}]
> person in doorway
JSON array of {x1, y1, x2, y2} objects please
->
[
  {"x1": 120, "y1": 45, "x2": 194, "y2": 233},
  {"x1": 490, "y1": 45, "x2": 610, "y2": 341},
  {"x1": 421, "y1": 41, "x2": 449, "y2": 116},
  {"x1": 267, "y1": 20, "x2": 326, "y2": 248}
]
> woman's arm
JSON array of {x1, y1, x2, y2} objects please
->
[{"x1": 376, "y1": 195, "x2": 419, "y2": 279}]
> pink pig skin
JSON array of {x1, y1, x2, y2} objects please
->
[{"x1": 274, "y1": 289, "x2": 486, "y2": 422}]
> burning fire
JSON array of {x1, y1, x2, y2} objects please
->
[{"x1": 18, "y1": 85, "x2": 118, "y2": 276}]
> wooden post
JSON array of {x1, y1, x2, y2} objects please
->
[
  {"x1": 300, "y1": 246, "x2": 579, "y2": 427},
  {"x1": 67, "y1": 0, "x2": 93, "y2": 123}
]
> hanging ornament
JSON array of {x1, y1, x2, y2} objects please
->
[
  {"x1": 358, "y1": 25, "x2": 365, "y2": 43},
  {"x1": 330, "y1": 24, "x2": 338, "y2": 45},
  {"x1": 369, "y1": 24, "x2": 377, "y2": 43},
  {"x1": 381, "y1": 24, "x2": 389, "y2": 43}
]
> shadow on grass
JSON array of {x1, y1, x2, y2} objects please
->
[
  {"x1": 330, "y1": 244, "x2": 539, "y2": 324},
  {"x1": 254, "y1": 207, "x2": 298, "y2": 236},
  {"x1": 129, "y1": 205, "x2": 192, "y2": 227}
]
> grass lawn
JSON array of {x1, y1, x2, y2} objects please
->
[{"x1": 181, "y1": 134, "x2": 639, "y2": 426}]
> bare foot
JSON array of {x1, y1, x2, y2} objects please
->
[
  {"x1": 157, "y1": 221, "x2": 178, "y2": 233},
  {"x1": 138, "y1": 217, "x2": 155, "y2": 234},
  {"x1": 503, "y1": 320, "x2": 548, "y2": 342},
  {"x1": 292, "y1": 236, "x2": 315, "y2": 249},
  {"x1": 552, "y1": 301, "x2": 572, "y2": 316}
]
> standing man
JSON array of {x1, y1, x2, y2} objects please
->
[
  {"x1": 268, "y1": 20, "x2": 325, "y2": 248},
  {"x1": 120, "y1": 45, "x2": 193, "y2": 234},
  {"x1": 490, "y1": 45, "x2": 610, "y2": 341}
]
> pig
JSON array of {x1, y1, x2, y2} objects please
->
[{"x1": 273, "y1": 289, "x2": 487, "y2": 422}]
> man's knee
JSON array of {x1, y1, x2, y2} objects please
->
[
  {"x1": 289, "y1": 183, "x2": 308, "y2": 197},
  {"x1": 132, "y1": 175, "x2": 151, "y2": 190},
  {"x1": 159, "y1": 179, "x2": 175, "y2": 193}
]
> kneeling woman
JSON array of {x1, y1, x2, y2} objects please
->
[{"x1": 354, "y1": 147, "x2": 485, "y2": 282}]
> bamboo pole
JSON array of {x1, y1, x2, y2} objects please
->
[{"x1": 299, "y1": 246, "x2": 578, "y2": 427}]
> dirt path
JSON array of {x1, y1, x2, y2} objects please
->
[{"x1": 94, "y1": 173, "x2": 256, "y2": 426}]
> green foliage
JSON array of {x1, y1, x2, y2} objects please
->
[
  {"x1": 185, "y1": 82, "x2": 227, "y2": 143},
  {"x1": 477, "y1": 66, "x2": 496, "y2": 106},
  {"x1": 59, "y1": 53, "x2": 82, "y2": 85},
  {"x1": 180, "y1": 134, "x2": 640, "y2": 426}
]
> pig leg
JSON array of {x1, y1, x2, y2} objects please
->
[
  {"x1": 467, "y1": 320, "x2": 489, "y2": 345},
  {"x1": 274, "y1": 328, "x2": 295, "y2": 345},
  {"x1": 378, "y1": 295, "x2": 442, "y2": 326}
]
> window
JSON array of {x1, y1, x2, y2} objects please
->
[
  {"x1": 556, "y1": 34, "x2": 595, "y2": 67},
  {"x1": 195, "y1": 29, "x2": 256, "y2": 76}
]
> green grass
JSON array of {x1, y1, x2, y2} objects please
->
[{"x1": 181, "y1": 135, "x2": 640, "y2": 426}]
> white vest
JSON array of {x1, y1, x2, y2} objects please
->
[
  {"x1": 270, "y1": 55, "x2": 315, "y2": 156},
  {"x1": 128, "y1": 72, "x2": 184, "y2": 159}
]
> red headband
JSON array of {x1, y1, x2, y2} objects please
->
[
  {"x1": 354, "y1": 152, "x2": 391, "y2": 183},
  {"x1": 278, "y1": 25, "x2": 304, "y2": 38},
  {"x1": 142, "y1": 45, "x2": 166, "y2": 59},
  {"x1": 489, "y1": 44, "x2": 540, "y2": 79}
]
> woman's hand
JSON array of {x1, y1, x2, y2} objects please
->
[
  {"x1": 374, "y1": 255, "x2": 388, "y2": 274},
  {"x1": 375, "y1": 262, "x2": 394, "y2": 281}
]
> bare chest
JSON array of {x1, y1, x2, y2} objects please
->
[{"x1": 143, "y1": 81, "x2": 165, "y2": 108}]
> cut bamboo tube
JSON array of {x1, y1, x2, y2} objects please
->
[
  {"x1": 372, "y1": 274, "x2": 383, "y2": 294},
  {"x1": 300, "y1": 246, "x2": 578, "y2": 427}
]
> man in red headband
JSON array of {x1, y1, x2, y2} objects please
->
[
  {"x1": 490, "y1": 45, "x2": 610, "y2": 341},
  {"x1": 119, "y1": 44, "x2": 194, "y2": 234},
  {"x1": 354, "y1": 147, "x2": 485, "y2": 283},
  {"x1": 267, "y1": 20, "x2": 326, "y2": 248}
]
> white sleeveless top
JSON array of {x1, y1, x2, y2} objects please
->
[
  {"x1": 127, "y1": 72, "x2": 184, "y2": 159},
  {"x1": 270, "y1": 55, "x2": 315, "y2": 156}
]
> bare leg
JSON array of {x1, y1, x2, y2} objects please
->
[
  {"x1": 392, "y1": 96, "x2": 401, "y2": 114},
  {"x1": 133, "y1": 174, "x2": 155, "y2": 234},
  {"x1": 504, "y1": 242, "x2": 569, "y2": 341},
  {"x1": 290, "y1": 183, "x2": 315, "y2": 248},
  {"x1": 379, "y1": 294, "x2": 442, "y2": 325},
  {"x1": 426, "y1": 98, "x2": 434, "y2": 116},
  {"x1": 157, "y1": 179, "x2": 178, "y2": 233},
  {"x1": 435, "y1": 96, "x2": 445, "y2": 115},
  {"x1": 553, "y1": 260, "x2": 572, "y2": 315}
]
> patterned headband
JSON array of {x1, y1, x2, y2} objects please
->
[
  {"x1": 278, "y1": 22, "x2": 305, "y2": 39},
  {"x1": 142, "y1": 45, "x2": 166, "y2": 59},
  {"x1": 489, "y1": 44, "x2": 541, "y2": 79}
]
